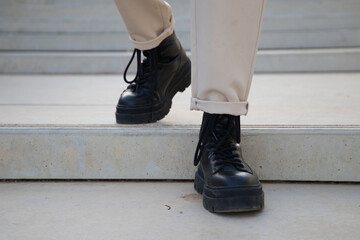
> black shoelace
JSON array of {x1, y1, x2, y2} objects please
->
[
  {"x1": 123, "y1": 48, "x2": 158, "y2": 121},
  {"x1": 194, "y1": 114, "x2": 247, "y2": 173}
]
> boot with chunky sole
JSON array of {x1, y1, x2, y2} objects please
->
[
  {"x1": 116, "y1": 32, "x2": 191, "y2": 124},
  {"x1": 193, "y1": 113, "x2": 264, "y2": 213}
]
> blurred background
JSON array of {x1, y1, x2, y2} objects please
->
[{"x1": 1, "y1": 0, "x2": 360, "y2": 74}]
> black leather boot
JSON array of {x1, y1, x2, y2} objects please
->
[
  {"x1": 116, "y1": 32, "x2": 191, "y2": 124},
  {"x1": 194, "y1": 113, "x2": 264, "y2": 213}
]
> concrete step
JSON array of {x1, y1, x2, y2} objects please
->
[
  {"x1": 0, "y1": 181, "x2": 359, "y2": 240},
  {"x1": 1, "y1": 48, "x2": 360, "y2": 74},
  {"x1": 0, "y1": 73, "x2": 360, "y2": 181}
]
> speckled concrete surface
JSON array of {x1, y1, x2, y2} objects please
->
[{"x1": 0, "y1": 182, "x2": 359, "y2": 240}]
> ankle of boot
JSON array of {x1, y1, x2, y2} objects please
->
[{"x1": 130, "y1": 16, "x2": 175, "y2": 51}]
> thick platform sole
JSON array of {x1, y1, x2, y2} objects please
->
[
  {"x1": 194, "y1": 171, "x2": 264, "y2": 213},
  {"x1": 116, "y1": 58, "x2": 191, "y2": 124}
]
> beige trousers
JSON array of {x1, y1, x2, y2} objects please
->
[{"x1": 114, "y1": 0, "x2": 266, "y2": 116}]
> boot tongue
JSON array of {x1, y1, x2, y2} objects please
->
[
  {"x1": 216, "y1": 114, "x2": 231, "y2": 126},
  {"x1": 211, "y1": 115, "x2": 233, "y2": 141},
  {"x1": 211, "y1": 115, "x2": 244, "y2": 172}
]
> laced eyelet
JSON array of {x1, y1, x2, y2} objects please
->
[
  {"x1": 122, "y1": 48, "x2": 158, "y2": 122},
  {"x1": 194, "y1": 113, "x2": 246, "y2": 173}
]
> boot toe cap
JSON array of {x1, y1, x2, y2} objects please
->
[
  {"x1": 117, "y1": 90, "x2": 151, "y2": 107},
  {"x1": 210, "y1": 170, "x2": 261, "y2": 188}
]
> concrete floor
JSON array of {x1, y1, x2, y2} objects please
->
[
  {"x1": 0, "y1": 73, "x2": 359, "y2": 127},
  {"x1": 0, "y1": 182, "x2": 359, "y2": 240}
]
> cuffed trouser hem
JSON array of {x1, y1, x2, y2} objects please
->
[
  {"x1": 191, "y1": 97, "x2": 249, "y2": 116},
  {"x1": 130, "y1": 16, "x2": 175, "y2": 50},
  {"x1": 190, "y1": 0, "x2": 265, "y2": 117}
]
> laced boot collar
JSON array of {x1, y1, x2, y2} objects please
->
[
  {"x1": 123, "y1": 48, "x2": 159, "y2": 121},
  {"x1": 123, "y1": 49, "x2": 158, "y2": 86},
  {"x1": 194, "y1": 113, "x2": 248, "y2": 173}
]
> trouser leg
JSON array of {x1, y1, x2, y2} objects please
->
[
  {"x1": 190, "y1": 0, "x2": 266, "y2": 116},
  {"x1": 114, "y1": 0, "x2": 175, "y2": 50}
]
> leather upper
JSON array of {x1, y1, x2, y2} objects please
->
[
  {"x1": 196, "y1": 113, "x2": 261, "y2": 188},
  {"x1": 118, "y1": 32, "x2": 188, "y2": 108}
]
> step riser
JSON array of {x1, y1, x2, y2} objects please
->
[
  {"x1": 1, "y1": 128, "x2": 359, "y2": 181},
  {"x1": 1, "y1": 49, "x2": 360, "y2": 74}
]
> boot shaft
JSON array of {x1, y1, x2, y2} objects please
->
[
  {"x1": 143, "y1": 32, "x2": 186, "y2": 63},
  {"x1": 199, "y1": 113, "x2": 241, "y2": 144}
]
